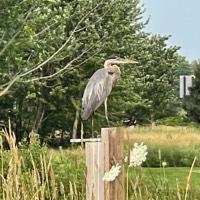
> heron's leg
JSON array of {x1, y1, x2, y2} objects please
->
[
  {"x1": 91, "y1": 114, "x2": 94, "y2": 138},
  {"x1": 104, "y1": 98, "x2": 110, "y2": 126},
  {"x1": 80, "y1": 121, "x2": 84, "y2": 147}
]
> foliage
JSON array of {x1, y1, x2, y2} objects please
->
[
  {"x1": 155, "y1": 116, "x2": 188, "y2": 126},
  {"x1": 117, "y1": 35, "x2": 182, "y2": 122},
  {"x1": 51, "y1": 147, "x2": 85, "y2": 193},
  {"x1": 19, "y1": 132, "x2": 48, "y2": 170},
  {"x1": 184, "y1": 60, "x2": 200, "y2": 123},
  {"x1": 144, "y1": 146, "x2": 200, "y2": 167}
]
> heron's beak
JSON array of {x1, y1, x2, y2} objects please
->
[{"x1": 116, "y1": 58, "x2": 138, "y2": 64}]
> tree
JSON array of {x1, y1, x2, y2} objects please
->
[
  {"x1": 184, "y1": 60, "x2": 200, "y2": 122},
  {"x1": 108, "y1": 35, "x2": 184, "y2": 124}
]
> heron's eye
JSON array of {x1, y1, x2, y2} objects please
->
[{"x1": 108, "y1": 72, "x2": 114, "y2": 75}]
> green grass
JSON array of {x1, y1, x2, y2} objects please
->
[
  {"x1": 127, "y1": 167, "x2": 200, "y2": 200},
  {"x1": 142, "y1": 167, "x2": 200, "y2": 188}
]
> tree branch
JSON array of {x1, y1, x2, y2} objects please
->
[
  {"x1": 0, "y1": 74, "x2": 20, "y2": 97},
  {"x1": 25, "y1": 36, "x2": 106, "y2": 82}
]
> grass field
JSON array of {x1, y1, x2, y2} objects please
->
[
  {"x1": 138, "y1": 167, "x2": 200, "y2": 188},
  {"x1": 126, "y1": 167, "x2": 200, "y2": 200},
  {"x1": 124, "y1": 125, "x2": 200, "y2": 147}
]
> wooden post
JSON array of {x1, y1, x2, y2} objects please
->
[
  {"x1": 70, "y1": 138, "x2": 104, "y2": 200},
  {"x1": 70, "y1": 127, "x2": 124, "y2": 200},
  {"x1": 85, "y1": 140, "x2": 104, "y2": 200},
  {"x1": 101, "y1": 127, "x2": 125, "y2": 200}
]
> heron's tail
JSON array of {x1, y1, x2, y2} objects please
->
[{"x1": 81, "y1": 106, "x2": 93, "y2": 120}]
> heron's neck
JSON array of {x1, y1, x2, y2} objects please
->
[{"x1": 104, "y1": 60, "x2": 112, "y2": 68}]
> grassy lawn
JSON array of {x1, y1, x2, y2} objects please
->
[
  {"x1": 142, "y1": 167, "x2": 200, "y2": 188},
  {"x1": 127, "y1": 167, "x2": 200, "y2": 199}
]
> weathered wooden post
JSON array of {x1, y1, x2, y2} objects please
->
[
  {"x1": 70, "y1": 127, "x2": 124, "y2": 200},
  {"x1": 85, "y1": 138, "x2": 104, "y2": 200},
  {"x1": 101, "y1": 128, "x2": 124, "y2": 200}
]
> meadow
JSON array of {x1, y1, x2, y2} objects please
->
[
  {"x1": 125, "y1": 125, "x2": 200, "y2": 148},
  {"x1": 1, "y1": 126, "x2": 200, "y2": 199}
]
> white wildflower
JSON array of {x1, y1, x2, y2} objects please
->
[
  {"x1": 162, "y1": 161, "x2": 167, "y2": 167},
  {"x1": 129, "y1": 143, "x2": 148, "y2": 167},
  {"x1": 124, "y1": 156, "x2": 128, "y2": 163},
  {"x1": 103, "y1": 164, "x2": 121, "y2": 182}
]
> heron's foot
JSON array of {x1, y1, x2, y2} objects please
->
[{"x1": 106, "y1": 116, "x2": 110, "y2": 127}]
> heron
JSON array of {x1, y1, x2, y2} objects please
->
[{"x1": 81, "y1": 57, "x2": 138, "y2": 128}]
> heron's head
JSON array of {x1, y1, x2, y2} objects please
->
[
  {"x1": 104, "y1": 56, "x2": 138, "y2": 81},
  {"x1": 107, "y1": 65, "x2": 121, "y2": 81}
]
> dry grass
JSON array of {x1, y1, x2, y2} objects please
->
[
  {"x1": 0, "y1": 127, "x2": 58, "y2": 200},
  {"x1": 124, "y1": 126, "x2": 200, "y2": 148},
  {"x1": 0, "y1": 124, "x2": 85, "y2": 200}
]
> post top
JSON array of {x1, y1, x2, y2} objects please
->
[{"x1": 70, "y1": 138, "x2": 101, "y2": 143}]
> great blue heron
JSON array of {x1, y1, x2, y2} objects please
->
[{"x1": 81, "y1": 57, "x2": 138, "y2": 124}]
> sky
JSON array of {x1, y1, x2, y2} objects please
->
[{"x1": 141, "y1": 0, "x2": 200, "y2": 62}]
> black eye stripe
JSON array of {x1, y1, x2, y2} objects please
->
[{"x1": 108, "y1": 72, "x2": 114, "y2": 75}]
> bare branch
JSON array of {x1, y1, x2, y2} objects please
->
[
  {"x1": 24, "y1": 36, "x2": 106, "y2": 82},
  {"x1": 35, "y1": 21, "x2": 57, "y2": 37},
  {"x1": 0, "y1": 75, "x2": 20, "y2": 97},
  {"x1": 0, "y1": 31, "x2": 5, "y2": 45}
]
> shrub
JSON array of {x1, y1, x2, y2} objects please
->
[
  {"x1": 51, "y1": 147, "x2": 85, "y2": 194},
  {"x1": 155, "y1": 116, "x2": 188, "y2": 126},
  {"x1": 144, "y1": 146, "x2": 200, "y2": 167},
  {"x1": 19, "y1": 132, "x2": 48, "y2": 171}
]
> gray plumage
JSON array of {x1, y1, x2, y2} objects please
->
[{"x1": 81, "y1": 68, "x2": 113, "y2": 120}]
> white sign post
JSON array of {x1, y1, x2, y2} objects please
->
[{"x1": 179, "y1": 75, "x2": 195, "y2": 98}]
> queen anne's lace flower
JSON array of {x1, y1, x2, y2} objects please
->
[
  {"x1": 103, "y1": 164, "x2": 121, "y2": 182},
  {"x1": 162, "y1": 161, "x2": 167, "y2": 167},
  {"x1": 129, "y1": 143, "x2": 148, "y2": 167}
]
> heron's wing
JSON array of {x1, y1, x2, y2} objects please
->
[{"x1": 81, "y1": 68, "x2": 113, "y2": 120}]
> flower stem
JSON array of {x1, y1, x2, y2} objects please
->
[{"x1": 126, "y1": 166, "x2": 129, "y2": 200}]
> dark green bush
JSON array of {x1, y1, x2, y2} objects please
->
[
  {"x1": 155, "y1": 117, "x2": 188, "y2": 126},
  {"x1": 51, "y1": 147, "x2": 85, "y2": 195},
  {"x1": 19, "y1": 133, "x2": 48, "y2": 170},
  {"x1": 144, "y1": 146, "x2": 200, "y2": 167}
]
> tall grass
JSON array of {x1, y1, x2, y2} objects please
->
[
  {"x1": 0, "y1": 125, "x2": 85, "y2": 200},
  {"x1": 0, "y1": 127, "x2": 58, "y2": 200}
]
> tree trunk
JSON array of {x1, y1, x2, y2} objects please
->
[
  {"x1": 72, "y1": 109, "x2": 79, "y2": 139},
  {"x1": 32, "y1": 100, "x2": 45, "y2": 133}
]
